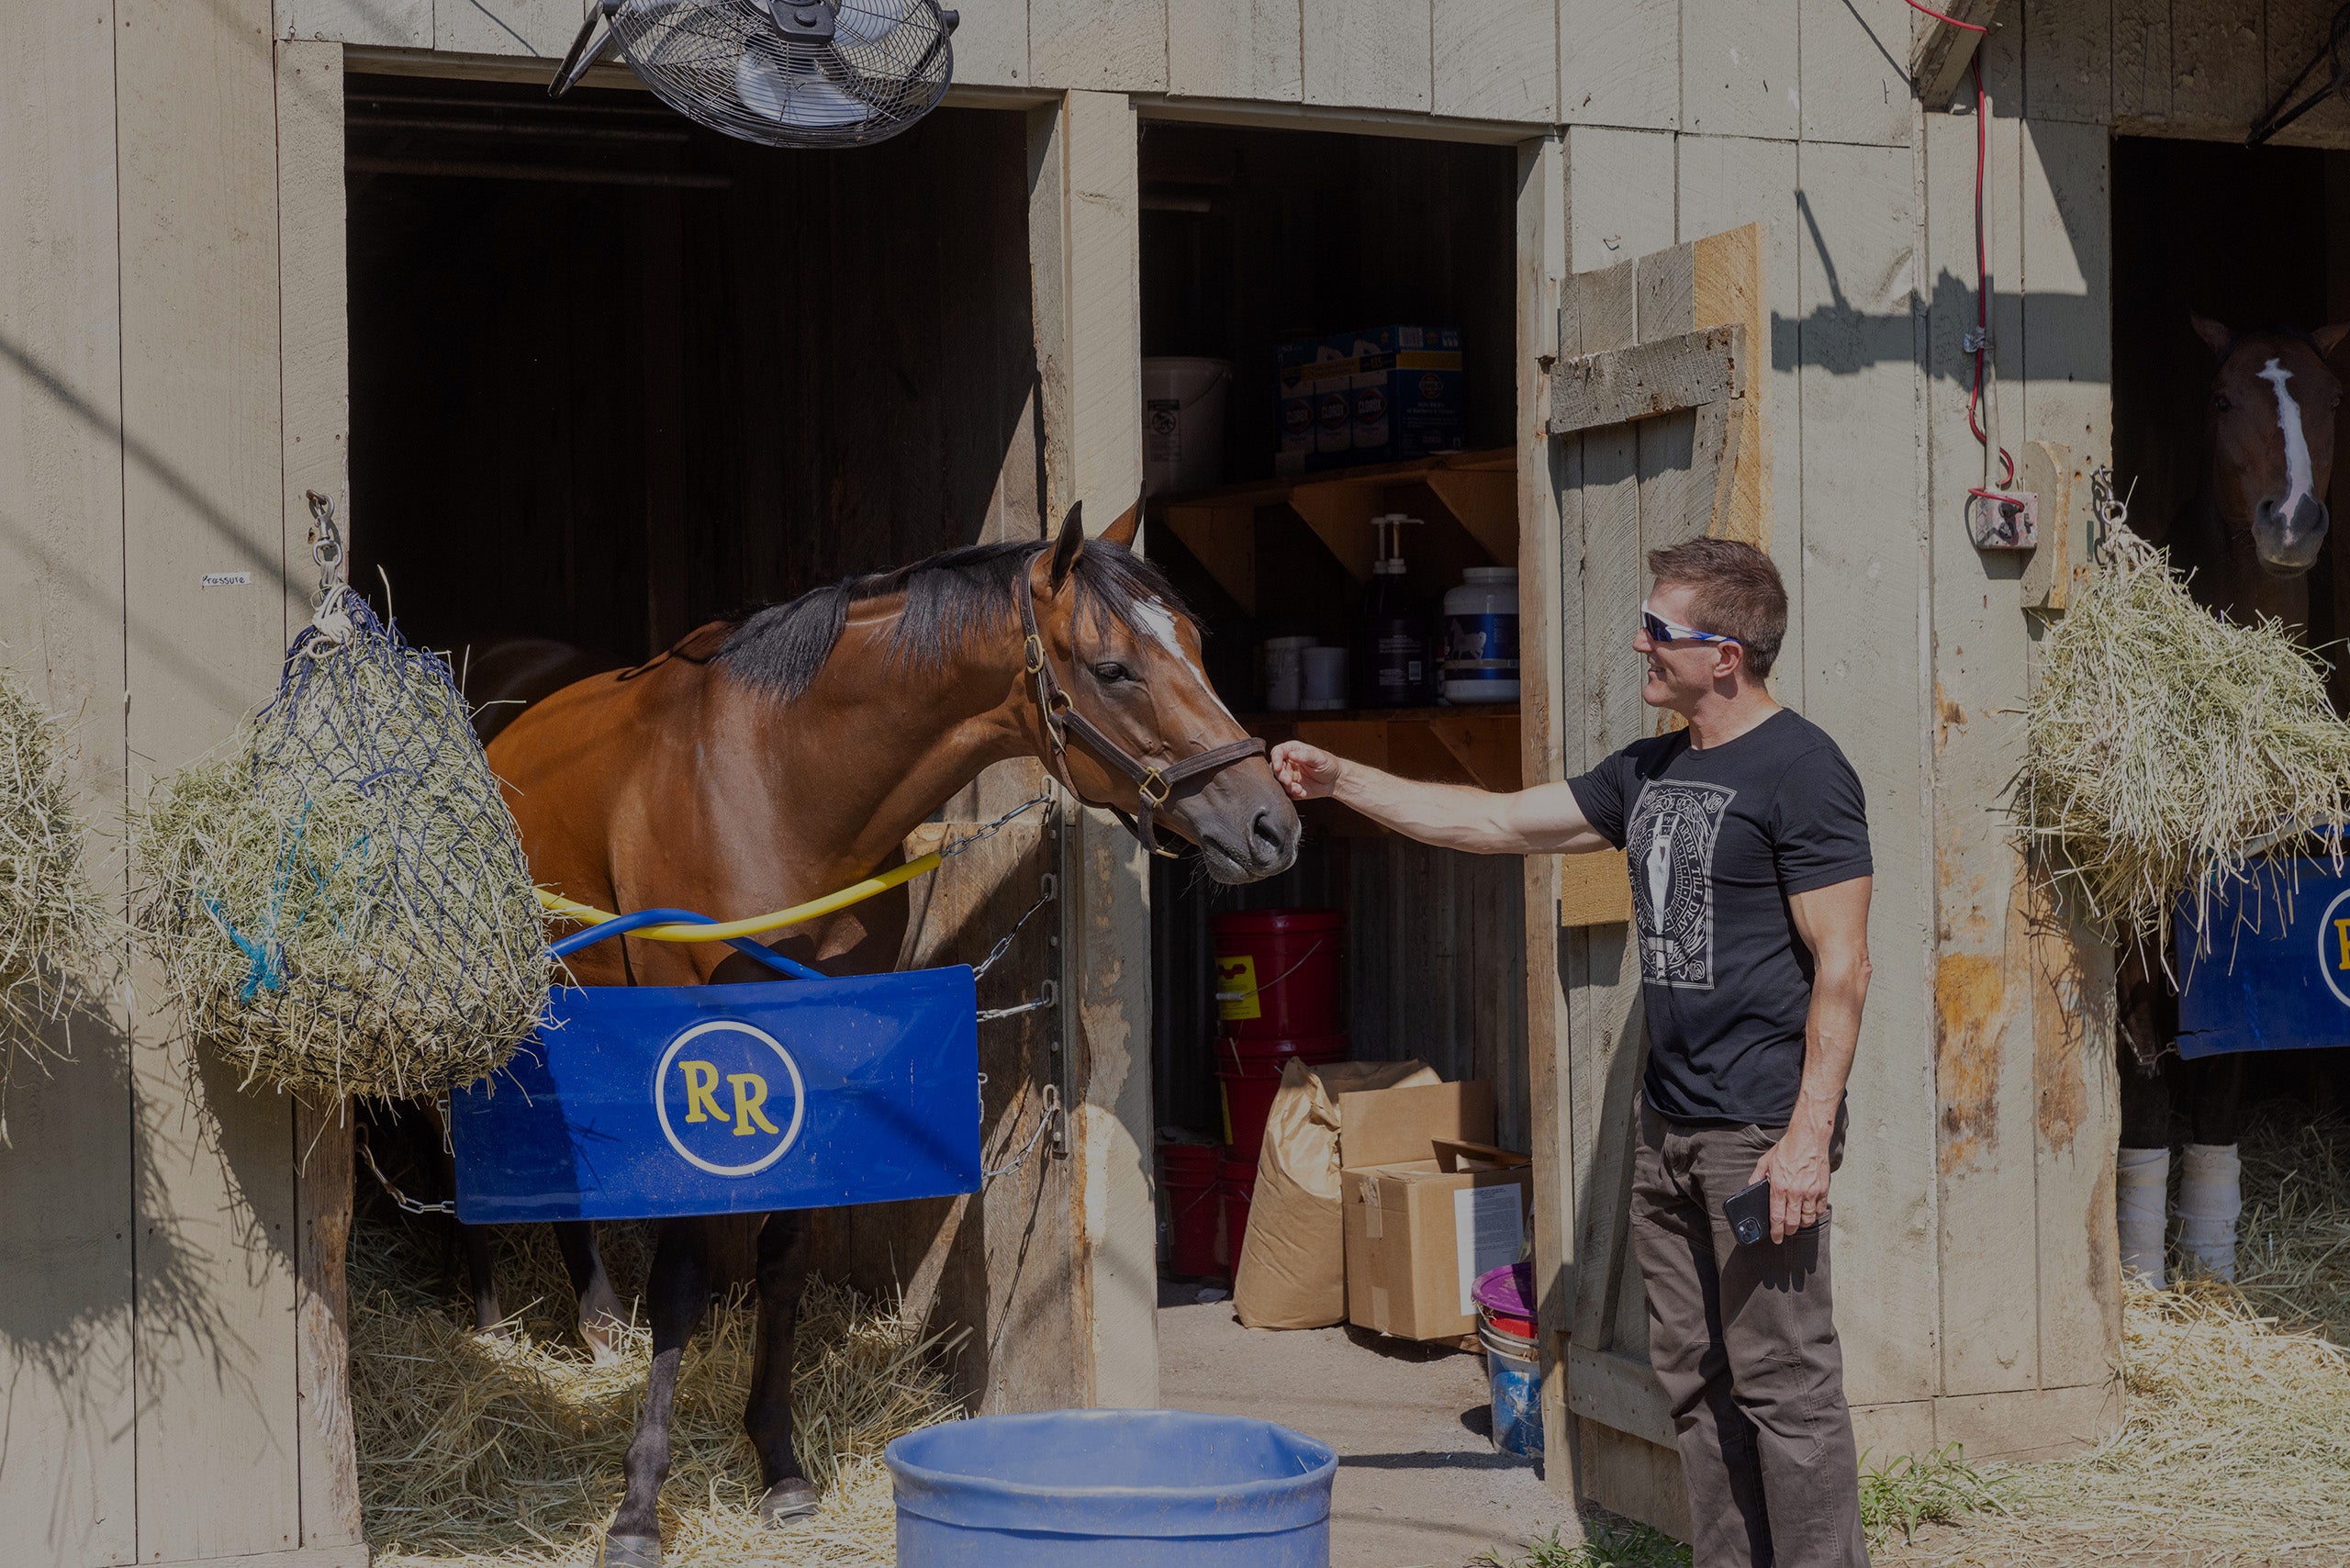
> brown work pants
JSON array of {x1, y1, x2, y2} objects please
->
[{"x1": 1629, "y1": 1099, "x2": 1868, "y2": 1568}]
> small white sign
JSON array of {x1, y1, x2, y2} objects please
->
[
  {"x1": 1455, "y1": 1183, "x2": 1525, "y2": 1316},
  {"x1": 201, "y1": 571, "x2": 254, "y2": 588}
]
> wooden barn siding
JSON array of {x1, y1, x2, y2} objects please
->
[{"x1": 3, "y1": 6, "x2": 366, "y2": 1567}]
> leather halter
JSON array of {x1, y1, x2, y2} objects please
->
[{"x1": 1015, "y1": 543, "x2": 1268, "y2": 858}]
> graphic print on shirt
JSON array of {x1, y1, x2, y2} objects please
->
[{"x1": 1625, "y1": 779, "x2": 1735, "y2": 989}]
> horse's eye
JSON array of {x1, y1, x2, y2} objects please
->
[
  {"x1": 1091, "y1": 661, "x2": 1133, "y2": 684},
  {"x1": 2215, "y1": 394, "x2": 2233, "y2": 412}
]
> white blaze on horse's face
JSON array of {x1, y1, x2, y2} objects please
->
[
  {"x1": 2258, "y1": 358, "x2": 2319, "y2": 528},
  {"x1": 1133, "y1": 599, "x2": 1239, "y2": 726}
]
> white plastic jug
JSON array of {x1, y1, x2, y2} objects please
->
[{"x1": 1142, "y1": 357, "x2": 1235, "y2": 496}]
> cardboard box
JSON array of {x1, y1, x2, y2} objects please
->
[{"x1": 1337, "y1": 1081, "x2": 1531, "y2": 1341}]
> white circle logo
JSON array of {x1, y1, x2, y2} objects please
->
[
  {"x1": 654, "y1": 1020, "x2": 807, "y2": 1178},
  {"x1": 2319, "y1": 889, "x2": 2350, "y2": 1010}
]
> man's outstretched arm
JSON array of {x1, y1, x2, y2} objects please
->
[{"x1": 1270, "y1": 740, "x2": 1615, "y2": 856}]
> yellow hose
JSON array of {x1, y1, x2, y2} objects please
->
[{"x1": 535, "y1": 850, "x2": 945, "y2": 943}]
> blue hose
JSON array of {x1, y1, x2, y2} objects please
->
[{"x1": 551, "y1": 907, "x2": 826, "y2": 981}]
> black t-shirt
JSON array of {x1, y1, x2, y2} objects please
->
[{"x1": 1566, "y1": 708, "x2": 1872, "y2": 1125}]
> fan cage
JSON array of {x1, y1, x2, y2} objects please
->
[{"x1": 611, "y1": 0, "x2": 955, "y2": 150}]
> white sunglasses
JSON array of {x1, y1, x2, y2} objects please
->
[{"x1": 1639, "y1": 603, "x2": 1739, "y2": 646}]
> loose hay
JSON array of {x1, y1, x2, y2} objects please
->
[
  {"x1": 2014, "y1": 520, "x2": 2350, "y2": 949},
  {"x1": 0, "y1": 669, "x2": 112, "y2": 1142},
  {"x1": 131, "y1": 596, "x2": 550, "y2": 1098},
  {"x1": 352, "y1": 1206, "x2": 966, "y2": 1567},
  {"x1": 1883, "y1": 1110, "x2": 2350, "y2": 1568}
]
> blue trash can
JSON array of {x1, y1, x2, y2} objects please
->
[{"x1": 886, "y1": 1408, "x2": 1337, "y2": 1567}]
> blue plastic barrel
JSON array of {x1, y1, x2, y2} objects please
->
[{"x1": 886, "y1": 1408, "x2": 1337, "y2": 1567}]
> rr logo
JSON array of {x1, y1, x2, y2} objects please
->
[{"x1": 655, "y1": 1020, "x2": 806, "y2": 1177}]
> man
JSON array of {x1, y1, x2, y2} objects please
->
[{"x1": 1271, "y1": 537, "x2": 1873, "y2": 1568}]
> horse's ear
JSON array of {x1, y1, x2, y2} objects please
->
[
  {"x1": 2191, "y1": 312, "x2": 2235, "y2": 358},
  {"x1": 2315, "y1": 322, "x2": 2350, "y2": 361},
  {"x1": 1048, "y1": 503, "x2": 1085, "y2": 590},
  {"x1": 1101, "y1": 499, "x2": 1141, "y2": 551}
]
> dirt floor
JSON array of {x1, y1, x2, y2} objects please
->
[{"x1": 1157, "y1": 1282, "x2": 1570, "y2": 1568}]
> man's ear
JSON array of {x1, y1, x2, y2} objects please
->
[
  {"x1": 1049, "y1": 503, "x2": 1084, "y2": 590},
  {"x1": 1100, "y1": 499, "x2": 1141, "y2": 550}
]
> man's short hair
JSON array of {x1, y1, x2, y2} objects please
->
[{"x1": 1647, "y1": 537, "x2": 1788, "y2": 678}]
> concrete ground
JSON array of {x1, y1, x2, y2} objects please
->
[{"x1": 1158, "y1": 1282, "x2": 1572, "y2": 1568}]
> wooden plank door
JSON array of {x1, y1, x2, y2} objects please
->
[{"x1": 1536, "y1": 224, "x2": 1769, "y2": 1535}]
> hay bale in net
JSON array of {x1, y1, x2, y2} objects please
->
[
  {"x1": 0, "y1": 671, "x2": 111, "y2": 1141},
  {"x1": 132, "y1": 590, "x2": 551, "y2": 1099},
  {"x1": 2014, "y1": 502, "x2": 2350, "y2": 949}
]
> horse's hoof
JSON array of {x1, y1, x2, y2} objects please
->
[
  {"x1": 759, "y1": 1477, "x2": 822, "y2": 1523},
  {"x1": 599, "y1": 1532, "x2": 661, "y2": 1568}
]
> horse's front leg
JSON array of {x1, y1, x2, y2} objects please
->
[
  {"x1": 603, "y1": 1221, "x2": 708, "y2": 1568},
  {"x1": 2116, "y1": 943, "x2": 2176, "y2": 1283},
  {"x1": 556, "y1": 1220, "x2": 628, "y2": 1361},
  {"x1": 745, "y1": 1211, "x2": 819, "y2": 1522}
]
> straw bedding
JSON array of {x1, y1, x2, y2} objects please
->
[
  {"x1": 351, "y1": 1204, "x2": 966, "y2": 1567},
  {"x1": 2013, "y1": 519, "x2": 2350, "y2": 950},
  {"x1": 130, "y1": 599, "x2": 550, "y2": 1099},
  {"x1": 0, "y1": 670, "x2": 111, "y2": 1142},
  {"x1": 1883, "y1": 1107, "x2": 2350, "y2": 1567}
]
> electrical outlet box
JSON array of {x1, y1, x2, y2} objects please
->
[{"x1": 1966, "y1": 488, "x2": 2038, "y2": 551}]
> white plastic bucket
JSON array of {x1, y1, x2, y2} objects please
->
[{"x1": 1142, "y1": 357, "x2": 1235, "y2": 496}]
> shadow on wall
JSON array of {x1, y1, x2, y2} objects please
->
[{"x1": 0, "y1": 1005, "x2": 281, "y2": 1530}]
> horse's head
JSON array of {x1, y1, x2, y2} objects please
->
[
  {"x1": 2192, "y1": 312, "x2": 2350, "y2": 577},
  {"x1": 1023, "y1": 504, "x2": 1301, "y2": 884}
]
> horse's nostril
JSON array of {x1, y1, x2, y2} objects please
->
[{"x1": 1248, "y1": 806, "x2": 1291, "y2": 861}]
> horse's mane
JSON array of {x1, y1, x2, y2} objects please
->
[{"x1": 715, "y1": 535, "x2": 1192, "y2": 701}]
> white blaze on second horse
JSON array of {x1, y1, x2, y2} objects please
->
[
  {"x1": 1135, "y1": 599, "x2": 1241, "y2": 728},
  {"x1": 2259, "y1": 357, "x2": 2319, "y2": 530}
]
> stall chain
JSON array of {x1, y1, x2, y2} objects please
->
[
  {"x1": 356, "y1": 1123, "x2": 456, "y2": 1216},
  {"x1": 980, "y1": 1081, "x2": 1061, "y2": 1182}
]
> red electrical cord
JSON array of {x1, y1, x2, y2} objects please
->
[
  {"x1": 1900, "y1": 1, "x2": 2014, "y2": 497},
  {"x1": 1962, "y1": 55, "x2": 2016, "y2": 497},
  {"x1": 1900, "y1": 0, "x2": 1986, "y2": 31}
]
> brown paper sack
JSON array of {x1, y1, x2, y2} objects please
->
[{"x1": 1233, "y1": 1058, "x2": 1438, "y2": 1329}]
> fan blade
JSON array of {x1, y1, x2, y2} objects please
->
[{"x1": 733, "y1": 49, "x2": 871, "y2": 128}]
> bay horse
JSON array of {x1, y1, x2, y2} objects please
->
[
  {"x1": 2115, "y1": 312, "x2": 2349, "y2": 1283},
  {"x1": 480, "y1": 504, "x2": 1297, "y2": 1566}
]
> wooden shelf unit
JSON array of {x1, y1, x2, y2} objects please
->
[
  {"x1": 1243, "y1": 705, "x2": 1520, "y2": 835},
  {"x1": 1151, "y1": 446, "x2": 1516, "y2": 616}
]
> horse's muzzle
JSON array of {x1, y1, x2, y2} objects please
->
[{"x1": 2255, "y1": 494, "x2": 2329, "y2": 576}]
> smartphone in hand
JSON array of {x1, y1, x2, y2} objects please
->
[{"x1": 1723, "y1": 1179, "x2": 1772, "y2": 1247}]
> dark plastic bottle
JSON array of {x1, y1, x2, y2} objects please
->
[{"x1": 1355, "y1": 515, "x2": 1431, "y2": 709}]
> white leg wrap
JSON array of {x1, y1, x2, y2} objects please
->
[
  {"x1": 2177, "y1": 1141, "x2": 2242, "y2": 1282},
  {"x1": 2116, "y1": 1146, "x2": 2170, "y2": 1284}
]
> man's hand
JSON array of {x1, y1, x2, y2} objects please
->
[
  {"x1": 1750, "y1": 1129, "x2": 1832, "y2": 1245},
  {"x1": 1270, "y1": 740, "x2": 1343, "y2": 801}
]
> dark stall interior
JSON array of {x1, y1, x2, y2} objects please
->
[
  {"x1": 1134, "y1": 123, "x2": 1532, "y2": 1164},
  {"x1": 346, "y1": 77, "x2": 1044, "y2": 666}
]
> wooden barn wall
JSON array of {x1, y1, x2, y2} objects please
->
[
  {"x1": 349, "y1": 97, "x2": 1043, "y2": 666},
  {"x1": 1, "y1": 8, "x2": 365, "y2": 1568},
  {"x1": 1152, "y1": 840, "x2": 1531, "y2": 1154}
]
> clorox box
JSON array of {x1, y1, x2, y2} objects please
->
[
  {"x1": 1340, "y1": 326, "x2": 1465, "y2": 465},
  {"x1": 1275, "y1": 337, "x2": 1316, "y2": 476}
]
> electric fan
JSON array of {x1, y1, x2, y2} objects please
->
[{"x1": 554, "y1": 0, "x2": 958, "y2": 150}]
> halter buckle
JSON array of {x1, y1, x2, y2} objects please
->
[
  {"x1": 1024, "y1": 634, "x2": 1045, "y2": 676},
  {"x1": 1140, "y1": 770, "x2": 1172, "y2": 808}
]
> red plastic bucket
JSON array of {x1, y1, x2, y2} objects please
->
[
  {"x1": 1216, "y1": 1035, "x2": 1348, "y2": 1161},
  {"x1": 1213, "y1": 909, "x2": 1343, "y2": 1040},
  {"x1": 1220, "y1": 1158, "x2": 1257, "y2": 1270},
  {"x1": 1160, "y1": 1144, "x2": 1222, "y2": 1278}
]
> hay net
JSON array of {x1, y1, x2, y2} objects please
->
[
  {"x1": 0, "y1": 669, "x2": 112, "y2": 1143},
  {"x1": 2014, "y1": 465, "x2": 2350, "y2": 956},
  {"x1": 134, "y1": 576, "x2": 552, "y2": 1101}
]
